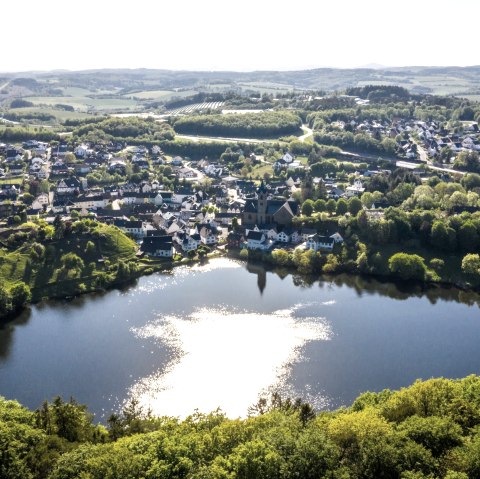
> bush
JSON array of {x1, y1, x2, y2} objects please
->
[
  {"x1": 388, "y1": 253, "x2": 427, "y2": 281},
  {"x1": 429, "y1": 258, "x2": 444, "y2": 272},
  {"x1": 60, "y1": 253, "x2": 85, "y2": 270},
  {"x1": 462, "y1": 254, "x2": 480, "y2": 276}
]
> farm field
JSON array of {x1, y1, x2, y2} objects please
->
[
  {"x1": 237, "y1": 82, "x2": 293, "y2": 95},
  {"x1": 123, "y1": 89, "x2": 198, "y2": 100},
  {"x1": 24, "y1": 96, "x2": 141, "y2": 112},
  {"x1": 5, "y1": 107, "x2": 91, "y2": 122},
  {"x1": 167, "y1": 101, "x2": 225, "y2": 115}
]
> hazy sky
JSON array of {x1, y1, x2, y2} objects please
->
[{"x1": 3, "y1": 0, "x2": 478, "y2": 72}]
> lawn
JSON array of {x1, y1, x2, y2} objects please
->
[
  {"x1": 251, "y1": 162, "x2": 274, "y2": 179},
  {"x1": 0, "y1": 251, "x2": 30, "y2": 285},
  {"x1": 0, "y1": 177, "x2": 23, "y2": 185}
]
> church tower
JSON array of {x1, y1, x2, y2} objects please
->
[
  {"x1": 301, "y1": 173, "x2": 313, "y2": 201},
  {"x1": 257, "y1": 180, "x2": 268, "y2": 225}
]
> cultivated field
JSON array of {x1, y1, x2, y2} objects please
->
[
  {"x1": 123, "y1": 89, "x2": 198, "y2": 100},
  {"x1": 167, "y1": 101, "x2": 225, "y2": 115},
  {"x1": 6, "y1": 107, "x2": 91, "y2": 122},
  {"x1": 24, "y1": 96, "x2": 140, "y2": 112}
]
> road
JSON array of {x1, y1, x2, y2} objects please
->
[
  {"x1": 0, "y1": 80, "x2": 10, "y2": 92},
  {"x1": 299, "y1": 124, "x2": 313, "y2": 142},
  {"x1": 185, "y1": 162, "x2": 205, "y2": 182},
  {"x1": 176, "y1": 134, "x2": 273, "y2": 144},
  {"x1": 410, "y1": 136, "x2": 431, "y2": 165}
]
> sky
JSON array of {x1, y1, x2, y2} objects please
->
[{"x1": 2, "y1": 0, "x2": 479, "y2": 72}]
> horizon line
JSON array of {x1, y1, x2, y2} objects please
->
[{"x1": 1, "y1": 64, "x2": 480, "y2": 75}]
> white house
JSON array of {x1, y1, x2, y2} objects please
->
[
  {"x1": 71, "y1": 194, "x2": 108, "y2": 210},
  {"x1": 245, "y1": 230, "x2": 270, "y2": 250},
  {"x1": 276, "y1": 230, "x2": 291, "y2": 243},
  {"x1": 35, "y1": 193, "x2": 50, "y2": 206},
  {"x1": 141, "y1": 236, "x2": 174, "y2": 258},
  {"x1": 199, "y1": 225, "x2": 219, "y2": 245},
  {"x1": 290, "y1": 230, "x2": 302, "y2": 244},
  {"x1": 74, "y1": 144, "x2": 91, "y2": 158},
  {"x1": 177, "y1": 167, "x2": 197, "y2": 179},
  {"x1": 57, "y1": 177, "x2": 81, "y2": 195},
  {"x1": 33, "y1": 142, "x2": 48, "y2": 157},
  {"x1": 114, "y1": 219, "x2": 149, "y2": 238},
  {"x1": 345, "y1": 180, "x2": 365, "y2": 198},
  {"x1": 330, "y1": 232, "x2": 344, "y2": 244},
  {"x1": 178, "y1": 232, "x2": 201, "y2": 252},
  {"x1": 305, "y1": 234, "x2": 335, "y2": 252}
]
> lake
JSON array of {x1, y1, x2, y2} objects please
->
[{"x1": 1, "y1": 258, "x2": 480, "y2": 419}]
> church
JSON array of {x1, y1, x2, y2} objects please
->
[{"x1": 242, "y1": 181, "x2": 299, "y2": 227}]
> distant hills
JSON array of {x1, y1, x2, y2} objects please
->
[
  {"x1": 1, "y1": 65, "x2": 480, "y2": 98},
  {"x1": 1, "y1": 65, "x2": 479, "y2": 119}
]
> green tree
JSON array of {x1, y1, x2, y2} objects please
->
[
  {"x1": 430, "y1": 221, "x2": 456, "y2": 252},
  {"x1": 336, "y1": 198, "x2": 348, "y2": 216},
  {"x1": 462, "y1": 254, "x2": 480, "y2": 276},
  {"x1": 314, "y1": 199, "x2": 326, "y2": 213},
  {"x1": 301, "y1": 199, "x2": 314, "y2": 217},
  {"x1": 461, "y1": 173, "x2": 480, "y2": 191},
  {"x1": 458, "y1": 221, "x2": 479, "y2": 251},
  {"x1": 454, "y1": 151, "x2": 480, "y2": 172},
  {"x1": 348, "y1": 196, "x2": 363, "y2": 216},
  {"x1": 271, "y1": 249, "x2": 290, "y2": 266},
  {"x1": 388, "y1": 253, "x2": 427, "y2": 281},
  {"x1": 84, "y1": 241, "x2": 96, "y2": 257},
  {"x1": 361, "y1": 191, "x2": 375, "y2": 208},
  {"x1": 10, "y1": 283, "x2": 31, "y2": 312},
  {"x1": 0, "y1": 286, "x2": 12, "y2": 317},
  {"x1": 60, "y1": 253, "x2": 84, "y2": 271},
  {"x1": 326, "y1": 199, "x2": 337, "y2": 215}
]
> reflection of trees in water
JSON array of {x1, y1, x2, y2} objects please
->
[
  {"x1": 247, "y1": 260, "x2": 480, "y2": 308},
  {"x1": 330, "y1": 273, "x2": 480, "y2": 307},
  {"x1": 0, "y1": 308, "x2": 31, "y2": 360},
  {"x1": 0, "y1": 269, "x2": 179, "y2": 363}
]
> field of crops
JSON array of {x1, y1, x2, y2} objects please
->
[
  {"x1": 24, "y1": 96, "x2": 140, "y2": 112},
  {"x1": 167, "y1": 102, "x2": 225, "y2": 115}
]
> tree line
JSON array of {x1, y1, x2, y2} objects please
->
[{"x1": 3, "y1": 376, "x2": 480, "y2": 478}]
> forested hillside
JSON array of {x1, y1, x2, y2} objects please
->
[{"x1": 3, "y1": 376, "x2": 480, "y2": 478}]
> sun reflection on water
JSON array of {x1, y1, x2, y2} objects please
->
[{"x1": 129, "y1": 303, "x2": 332, "y2": 418}]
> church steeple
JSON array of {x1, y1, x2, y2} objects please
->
[
  {"x1": 257, "y1": 180, "x2": 268, "y2": 195},
  {"x1": 257, "y1": 180, "x2": 268, "y2": 225}
]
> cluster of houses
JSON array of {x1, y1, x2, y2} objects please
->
[
  {"x1": 0, "y1": 138, "x2": 357, "y2": 258},
  {"x1": 327, "y1": 117, "x2": 480, "y2": 162},
  {"x1": 409, "y1": 120, "x2": 480, "y2": 160}
]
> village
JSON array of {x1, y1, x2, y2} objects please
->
[
  {"x1": 0, "y1": 137, "x2": 356, "y2": 259},
  {"x1": 0, "y1": 108, "x2": 479, "y2": 264}
]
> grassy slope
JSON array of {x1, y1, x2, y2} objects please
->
[{"x1": 0, "y1": 224, "x2": 138, "y2": 300}]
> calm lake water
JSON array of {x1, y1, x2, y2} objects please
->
[{"x1": 1, "y1": 258, "x2": 480, "y2": 419}]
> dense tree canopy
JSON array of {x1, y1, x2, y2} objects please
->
[
  {"x1": 4, "y1": 376, "x2": 480, "y2": 478},
  {"x1": 172, "y1": 111, "x2": 302, "y2": 138}
]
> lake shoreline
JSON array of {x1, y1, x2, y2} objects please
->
[{"x1": 2, "y1": 247, "x2": 479, "y2": 325}]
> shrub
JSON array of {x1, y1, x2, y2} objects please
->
[{"x1": 388, "y1": 253, "x2": 427, "y2": 281}]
